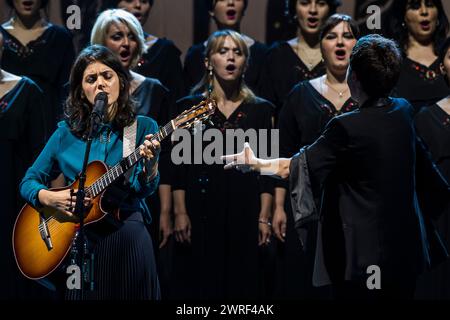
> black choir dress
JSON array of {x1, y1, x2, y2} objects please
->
[
  {"x1": 0, "y1": 25, "x2": 75, "y2": 135},
  {"x1": 132, "y1": 77, "x2": 173, "y2": 127},
  {"x1": 0, "y1": 77, "x2": 49, "y2": 299},
  {"x1": 414, "y1": 104, "x2": 450, "y2": 299},
  {"x1": 392, "y1": 57, "x2": 449, "y2": 113},
  {"x1": 131, "y1": 77, "x2": 175, "y2": 299},
  {"x1": 183, "y1": 41, "x2": 268, "y2": 95},
  {"x1": 134, "y1": 37, "x2": 185, "y2": 101},
  {"x1": 276, "y1": 81, "x2": 358, "y2": 299},
  {"x1": 171, "y1": 95, "x2": 275, "y2": 300},
  {"x1": 258, "y1": 41, "x2": 326, "y2": 116}
]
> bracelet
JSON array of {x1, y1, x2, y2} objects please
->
[{"x1": 258, "y1": 219, "x2": 272, "y2": 227}]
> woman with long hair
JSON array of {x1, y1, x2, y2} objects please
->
[
  {"x1": 184, "y1": 0, "x2": 268, "y2": 95},
  {"x1": 20, "y1": 45, "x2": 161, "y2": 300},
  {"x1": 385, "y1": 0, "x2": 449, "y2": 112},
  {"x1": 172, "y1": 29, "x2": 274, "y2": 299},
  {"x1": 258, "y1": 0, "x2": 341, "y2": 116}
]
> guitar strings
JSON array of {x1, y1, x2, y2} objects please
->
[{"x1": 39, "y1": 115, "x2": 185, "y2": 234}]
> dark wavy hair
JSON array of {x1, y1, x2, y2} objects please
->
[
  {"x1": 65, "y1": 45, "x2": 136, "y2": 138},
  {"x1": 319, "y1": 14, "x2": 360, "y2": 42},
  {"x1": 102, "y1": 0, "x2": 155, "y2": 10},
  {"x1": 6, "y1": 0, "x2": 49, "y2": 9},
  {"x1": 350, "y1": 34, "x2": 402, "y2": 98},
  {"x1": 286, "y1": 0, "x2": 341, "y2": 23},
  {"x1": 385, "y1": 0, "x2": 449, "y2": 55},
  {"x1": 207, "y1": 0, "x2": 248, "y2": 12}
]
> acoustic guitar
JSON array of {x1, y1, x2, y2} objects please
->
[{"x1": 13, "y1": 99, "x2": 216, "y2": 280}]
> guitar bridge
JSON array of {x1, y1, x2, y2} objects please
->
[{"x1": 39, "y1": 215, "x2": 53, "y2": 251}]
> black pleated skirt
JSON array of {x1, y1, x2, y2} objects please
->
[{"x1": 66, "y1": 211, "x2": 161, "y2": 300}]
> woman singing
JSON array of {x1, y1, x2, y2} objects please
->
[{"x1": 172, "y1": 29, "x2": 275, "y2": 300}]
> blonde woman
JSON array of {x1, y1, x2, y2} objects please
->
[
  {"x1": 183, "y1": 0, "x2": 268, "y2": 95},
  {"x1": 101, "y1": 0, "x2": 185, "y2": 100},
  {"x1": 172, "y1": 30, "x2": 275, "y2": 299},
  {"x1": 91, "y1": 9, "x2": 175, "y2": 254}
]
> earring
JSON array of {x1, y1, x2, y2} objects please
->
[
  {"x1": 401, "y1": 22, "x2": 406, "y2": 28},
  {"x1": 207, "y1": 66, "x2": 214, "y2": 97}
]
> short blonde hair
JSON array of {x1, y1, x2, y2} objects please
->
[{"x1": 90, "y1": 9, "x2": 148, "y2": 69}]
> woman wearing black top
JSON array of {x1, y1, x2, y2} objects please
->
[
  {"x1": 0, "y1": 30, "x2": 50, "y2": 300},
  {"x1": 90, "y1": 9, "x2": 175, "y2": 299},
  {"x1": 172, "y1": 30, "x2": 274, "y2": 300},
  {"x1": 101, "y1": 0, "x2": 185, "y2": 100},
  {"x1": 414, "y1": 36, "x2": 450, "y2": 299},
  {"x1": 258, "y1": 0, "x2": 341, "y2": 115},
  {"x1": 90, "y1": 7, "x2": 175, "y2": 252},
  {"x1": 0, "y1": 0, "x2": 75, "y2": 134},
  {"x1": 183, "y1": 0, "x2": 268, "y2": 95},
  {"x1": 273, "y1": 14, "x2": 359, "y2": 299},
  {"x1": 385, "y1": 0, "x2": 449, "y2": 112}
]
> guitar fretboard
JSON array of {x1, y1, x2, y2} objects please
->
[{"x1": 85, "y1": 120, "x2": 175, "y2": 198}]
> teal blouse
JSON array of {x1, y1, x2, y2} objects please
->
[{"x1": 20, "y1": 115, "x2": 160, "y2": 224}]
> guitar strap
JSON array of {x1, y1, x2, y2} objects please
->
[
  {"x1": 103, "y1": 120, "x2": 137, "y2": 221},
  {"x1": 123, "y1": 120, "x2": 138, "y2": 181}
]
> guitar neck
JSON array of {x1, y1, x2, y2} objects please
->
[{"x1": 86, "y1": 120, "x2": 176, "y2": 198}]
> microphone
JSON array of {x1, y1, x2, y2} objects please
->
[{"x1": 91, "y1": 92, "x2": 108, "y2": 123}]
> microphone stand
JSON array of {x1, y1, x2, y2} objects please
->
[{"x1": 71, "y1": 112, "x2": 101, "y2": 300}]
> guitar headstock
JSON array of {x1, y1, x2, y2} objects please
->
[{"x1": 174, "y1": 98, "x2": 217, "y2": 130}]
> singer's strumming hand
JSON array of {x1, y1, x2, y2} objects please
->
[{"x1": 37, "y1": 189, "x2": 92, "y2": 222}]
